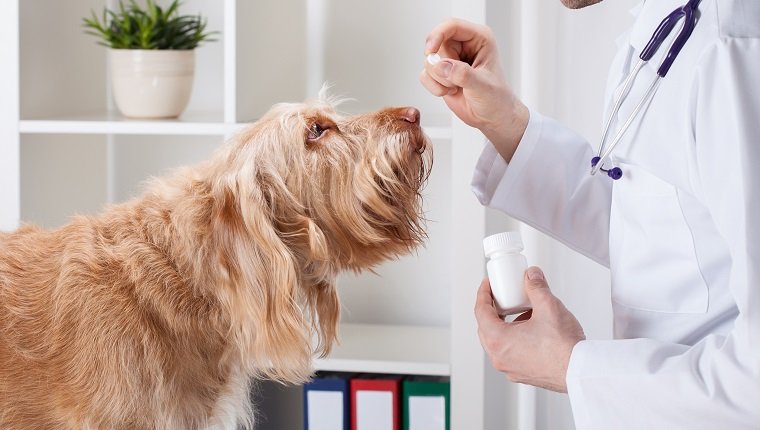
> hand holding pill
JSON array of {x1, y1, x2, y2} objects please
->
[{"x1": 420, "y1": 18, "x2": 530, "y2": 164}]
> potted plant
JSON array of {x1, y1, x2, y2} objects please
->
[{"x1": 83, "y1": 0, "x2": 216, "y2": 119}]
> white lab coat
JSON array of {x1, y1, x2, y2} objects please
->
[{"x1": 471, "y1": 0, "x2": 760, "y2": 428}]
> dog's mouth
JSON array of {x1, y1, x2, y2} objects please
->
[
  {"x1": 394, "y1": 114, "x2": 427, "y2": 156},
  {"x1": 405, "y1": 123, "x2": 427, "y2": 155},
  {"x1": 406, "y1": 126, "x2": 432, "y2": 184},
  {"x1": 373, "y1": 127, "x2": 432, "y2": 226}
]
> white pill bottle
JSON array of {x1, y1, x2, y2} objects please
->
[{"x1": 483, "y1": 231, "x2": 531, "y2": 316}]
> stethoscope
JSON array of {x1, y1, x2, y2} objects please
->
[{"x1": 591, "y1": 0, "x2": 701, "y2": 180}]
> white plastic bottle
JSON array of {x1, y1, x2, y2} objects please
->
[{"x1": 483, "y1": 231, "x2": 531, "y2": 316}]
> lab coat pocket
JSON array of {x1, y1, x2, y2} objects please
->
[{"x1": 609, "y1": 164, "x2": 709, "y2": 314}]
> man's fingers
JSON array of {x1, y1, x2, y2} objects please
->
[
  {"x1": 419, "y1": 69, "x2": 457, "y2": 97},
  {"x1": 424, "y1": 57, "x2": 453, "y2": 87},
  {"x1": 524, "y1": 266, "x2": 554, "y2": 308},
  {"x1": 474, "y1": 278, "x2": 505, "y2": 332},
  {"x1": 425, "y1": 18, "x2": 485, "y2": 54},
  {"x1": 426, "y1": 59, "x2": 488, "y2": 92}
]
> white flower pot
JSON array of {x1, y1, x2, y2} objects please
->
[{"x1": 109, "y1": 49, "x2": 195, "y2": 119}]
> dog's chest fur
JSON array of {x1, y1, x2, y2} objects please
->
[{"x1": 0, "y1": 206, "x2": 256, "y2": 429}]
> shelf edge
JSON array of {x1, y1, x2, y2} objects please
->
[
  {"x1": 312, "y1": 358, "x2": 451, "y2": 376},
  {"x1": 18, "y1": 120, "x2": 247, "y2": 136},
  {"x1": 19, "y1": 120, "x2": 452, "y2": 140}
]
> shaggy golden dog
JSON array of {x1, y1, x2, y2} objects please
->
[{"x1": 0, "y1": 95, "x2": 431, "y2": 429}]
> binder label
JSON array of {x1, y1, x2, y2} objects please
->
[
  {"x1": 356, "y1": 390, "x2": 393, "y2": 430},
  {"x1": 307, "y1": 391, "x2": 344, "y2": 430}
]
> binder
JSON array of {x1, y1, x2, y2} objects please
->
[
  {"x1": 350, "y1": 377, "x2": 401, "y2": 430},
  {"x1": 304, "y1": 375, "x2": 350, "y2": 430},
  {"x1": 402, "y1": 379, "x2": 450, "y2": 430}
]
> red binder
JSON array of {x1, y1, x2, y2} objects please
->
[{"x1": 350, "y1": 378, "x2": 401, "y2": 430}]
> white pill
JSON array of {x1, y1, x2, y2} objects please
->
[{"x1": 426, "y1": 53, "x2": 441, "y2": 65}]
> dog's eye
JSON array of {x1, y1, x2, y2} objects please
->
[{"x1": 307, "y1": 123, "x2": 327, "y2": 141}]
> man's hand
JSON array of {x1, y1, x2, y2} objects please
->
[
  {"x1": 475, "y1": 266, "x2": 586, "y2": 393},
  {"x1": 420, "y1": 18, "x2": 528, "y2": 163}
]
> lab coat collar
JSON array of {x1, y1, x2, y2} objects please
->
[
  {"x1": 627, "y1": 0, "x2": 692, "y2": 57},
  {"x1": 629, "y1": 1, "x2": 644, "y2": 19},
  {"x1": 614, "y1": 1, "x2": 643, "y2": 49}
]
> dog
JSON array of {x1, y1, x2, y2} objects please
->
[{"x1": 0, "y1": 93, "x2": 431, "y2": 429}]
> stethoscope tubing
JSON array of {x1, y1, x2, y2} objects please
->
[
  {"x1": 590, "y1": 0, "x2": 701, "y2": 180},
  {"x1": 591, "y1": 75, "x2": 662, "y2": 176}
]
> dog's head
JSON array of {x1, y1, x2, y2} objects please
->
[
  {"x1": 240, "y1": 93, "x2": 431, "y2": 268},
  {"x1": 209, "y1": 92, "x2": 431, "y2": 383}
]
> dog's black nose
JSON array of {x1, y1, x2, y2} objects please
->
[{"x1": 397, "y1": 107, "x2": 420, "y2": 125}]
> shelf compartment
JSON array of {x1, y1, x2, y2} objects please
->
[{"x1": 313, "y1": 323, "x2": 450, "y2": 376}]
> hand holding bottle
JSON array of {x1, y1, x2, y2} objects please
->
[{"x1": 475, "y1": 267, "x2": 586, "y2": 393}]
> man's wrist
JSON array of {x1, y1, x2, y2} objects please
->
[
  {"x1": 482, "y1": 101, "x2": 529, "y2": 163},
  {"x1": 559, "y1": 337, "x2": 585, "y2": 392}
]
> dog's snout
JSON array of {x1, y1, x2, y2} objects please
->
[{"x1": 397, "y1": 107, "x2": 420, "y2": 125}]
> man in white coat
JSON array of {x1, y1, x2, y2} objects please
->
[{"x1": 421, "y1": 0, "x2": 760, "y2": 428}]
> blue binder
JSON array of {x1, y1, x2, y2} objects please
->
[{"x1": 304, "y1": 376, "x2": 350, "y2": 430}]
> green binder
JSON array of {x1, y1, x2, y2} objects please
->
[{"x1": 402, "y1": 379, "x2": 450, "y2": 430}]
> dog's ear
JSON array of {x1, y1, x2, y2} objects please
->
[
  {"x1": 211, "y1": 177, "x2": 314, "y2": 384},
  {"x1": 307, "y1": 280, "x2": 340, "y2": 358},
  {"x1": 286, "y1": 214, "x2": 331, "y2": 267},
  {"x1": 252, "y1": 165, "x2": 334, "y2": 269},
  {"x1": 257, "y1": 178, "x2": 339, "y2": 360}
]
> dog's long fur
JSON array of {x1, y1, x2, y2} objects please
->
[{"x1": 0, "y1": 94, "x2": 431, "y2": 429}]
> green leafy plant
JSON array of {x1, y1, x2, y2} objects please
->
[{"x1": 83, "y1": 0, "x2": 216, "y2": 50}]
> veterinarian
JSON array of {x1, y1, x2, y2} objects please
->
[{"x1": 421, "y1": 0, "x2": 760, "y2": 428}]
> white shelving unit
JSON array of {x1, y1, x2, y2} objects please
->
[
  {"x1": 0, "y1": 0, "x2": 20, "y2": 232},
  {"x1": 2, "y1": 0, "x2": 504, "y2": 428}
]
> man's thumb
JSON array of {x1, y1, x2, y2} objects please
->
[
  {"x1": 524, "y1": 266, "x2": 552, "y2": 305},
  {"x1": 433, "y1": 59, "x2": 484, "y2": 90}
]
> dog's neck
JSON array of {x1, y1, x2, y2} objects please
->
[
  {"x1": 113, "y1": 165, "x2": 337, "y2": 384},
  {"x1": 128, "y1": 181, "x2": 219, "y2": 292}
]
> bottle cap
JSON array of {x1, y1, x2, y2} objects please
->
[{"x1": 483, "y1": 231, "x2": 524, "y2": 257}]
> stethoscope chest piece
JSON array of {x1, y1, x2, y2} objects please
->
[{"x1": 591, "y1": 157, "x2": 623, "y2": 180}]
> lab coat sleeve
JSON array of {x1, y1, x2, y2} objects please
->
[
  {"x1": 566, "y1": 37, "x2": 760, "y2": 429},
  {"x1": 471, "y1": 110, "x2": 613, "y2": 266}
]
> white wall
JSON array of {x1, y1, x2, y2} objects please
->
[{"x1": 236, "y1": 0, "x2": 307, "y2": 121}]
